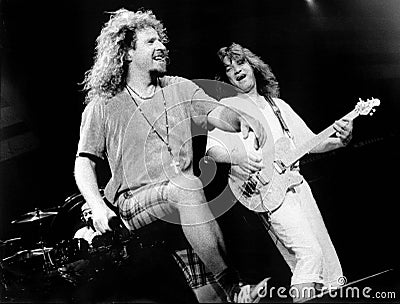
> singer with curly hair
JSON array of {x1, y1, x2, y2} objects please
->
[{"x1": 75, "y1": 8, "x2": 270, "y2": 303}]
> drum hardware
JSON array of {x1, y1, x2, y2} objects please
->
[
  {"x1": 11, "y1": 208, "x2": 58, "y2": 224},
  {"x1": 38, "y1": 238, "x2": 55, "y2": 273},
  {"x1": 1, "y1": 191, "x2": 121, "y2": 299},
  {"x1": 1, "y1": 247, "x2": 55, "y2": 271},
  {"x1": 1, "y1": 195, "x2": 104, "y2": 301},
  {"x1": 1, "y1": 237, "x2": 22, "y2": 262},
  {"x1": 29, "y1": 247, "x2": 53, "y2": 256},
  {"x1": 51, "y1": 238, "x2": 89, "y2": 267},
  {"x1": 0, "y1": 237, "x2": 22, "y2": 245},
  {"x1": 11, "y1": 208, "x2": 59, "y2": 273}
]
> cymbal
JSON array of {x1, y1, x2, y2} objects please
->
[
  {"x1": 11, "y1": 209, "x2": 58, "y2": 224},
  {"x1": 0, "y1": 237, "x2": 22, "y2": 246},
  {"x1": 2, "y1": 247, "x2": 53, "y2": 262}
]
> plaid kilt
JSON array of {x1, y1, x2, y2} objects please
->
[
  {"x1": 118, "y1": 181, "x2": 172, "y2": 230},
  {"x1": 117, "y1": 181, "x2": 216, "y2": 289},
  {"x1": 173, "y1": 248, "x2": 217, "y2": 289}
]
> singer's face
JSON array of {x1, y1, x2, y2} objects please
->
[{"x1": 128, "y1": 27, "x2": 167, "y2": 75}]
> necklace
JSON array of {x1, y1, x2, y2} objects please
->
[
  {"x1": 125, "y1": 83, "x2": 180, "y2": 174},
  {"x1": 128, "y1": 84, "x2": 156, "y2": 100}
]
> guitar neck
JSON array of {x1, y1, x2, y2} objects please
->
[{"x1": 284, "y1": 110, "x2": 358, "y2": 166}]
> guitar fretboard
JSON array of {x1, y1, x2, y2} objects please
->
[{"x1": 284, "y1": 110, "x2": 359, "y2": 166}]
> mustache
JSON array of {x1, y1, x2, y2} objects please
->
[{"x1": 154, "y1": 49, "x2": 170, "y2": 65}]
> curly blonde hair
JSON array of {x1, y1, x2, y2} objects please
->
[
  {"x1": 82, "y1": 8, "x2": 168, "y2": 103},
  {"x1": 216, "y1": 43, "x2": 280, "y2": 98}
]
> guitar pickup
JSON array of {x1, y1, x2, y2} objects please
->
[
  {"x1": 273, "y1": 160, "x2": 286, "y2": 174},
  {"x1": 255, "y1": 172, "x2": 269, "y2": 185}
]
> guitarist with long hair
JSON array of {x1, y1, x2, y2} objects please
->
[{"x1": 207, "y1": 43, "x2": 354, "y2": 302}]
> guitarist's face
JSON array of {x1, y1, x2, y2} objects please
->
[{"x1": 223, "y1": 56, "x2": 256, "y2": 94}]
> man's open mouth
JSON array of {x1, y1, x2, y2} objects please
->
[
  {"x1": 153, "y1": 55, "x2": 166, "y2": 62},
  {"x1": 236, "y1": 74, "x2": 246, "y2": 81}
]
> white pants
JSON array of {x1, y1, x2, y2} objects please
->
[{"x1": 260, "y1": 181, "x2": 342, "y2": 287}]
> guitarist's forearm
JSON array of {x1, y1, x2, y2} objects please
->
[{"x1": 311, "y1": 137, "x2": 344, "y2": 153}]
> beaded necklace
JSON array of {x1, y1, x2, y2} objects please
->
[{"x1": 125, "y1": 82, "x2": 180, "y2": 173}]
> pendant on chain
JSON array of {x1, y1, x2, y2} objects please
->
[{"x1": 167, "y1": 147, "x2": 179, "y2": 174}]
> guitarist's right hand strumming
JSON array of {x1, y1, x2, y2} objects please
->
[
  {"x1": 231, "y1": 132, "x2": 265, "y2": 174},
  {"x1": 233, "y1": 150, "x2": 264, "y2": 175}
]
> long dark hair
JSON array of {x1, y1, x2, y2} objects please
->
[{"x1": 216, "y1": 43, "x2": 280, "y2": 98}]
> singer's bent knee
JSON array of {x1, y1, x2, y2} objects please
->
[{"x1": 166, "y1": 175, "x2": 206, "y2": 205}]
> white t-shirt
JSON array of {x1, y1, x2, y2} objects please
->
[{"x1": 74, "y1": 226, "x2": 101, "y2": 245}]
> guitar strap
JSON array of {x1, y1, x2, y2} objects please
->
[
  {"x1": 264, "y1": 95, "x2": 294, "y2": 140},
  {"x1": 264, "y1": 95, "x2": 301, "y2": 173}
]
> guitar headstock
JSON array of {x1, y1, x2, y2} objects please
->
[{"x1": 355, "y1": 97, "x2": 381, "y2": 116}]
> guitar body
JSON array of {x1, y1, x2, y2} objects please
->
[
  {"x1": 225, "y1": 97, "x2": 380, "y2": 213},
  {"x1": 229, "y1": 136, "x2": 303, "y2": 213},
  {"x1": 266, "y1": 137, "x2": 304, "y2": 209}
]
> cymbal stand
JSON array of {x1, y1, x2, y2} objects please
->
[{"x1": 35, "y1": 209, "x2": 53, "y2": 272}]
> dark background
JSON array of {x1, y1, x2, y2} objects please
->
[{"x1": 1, "y1": 0, "x2": 399, "y2": 300}]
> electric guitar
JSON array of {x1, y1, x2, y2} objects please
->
[{"x1": 229, "y1": 97, "x2": 380, "y2": 213}]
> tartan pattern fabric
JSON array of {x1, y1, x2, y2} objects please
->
[
  {"x1": 118, "y1": 182, "x2": 217, "y2": 289},
  {"x1": 173, "y1": 248, "x2": 217, "y2": 289},
  {"x1": 118, "y1": 181, "x2": 171, "y2": 230}
]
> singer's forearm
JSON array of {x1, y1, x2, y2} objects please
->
[
  {"x1": 74, "y1": 156, "x2": 107, "y2": 209},
  {"x1": 208, "y1": 105, "x2": 242, "y2": 132},
  {"x1": 207, "y1": 146, "x2": 240, "y2": 165}
]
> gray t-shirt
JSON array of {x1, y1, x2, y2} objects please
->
[{"x1": 77, "y1": 76, "x2": 218, "y2": 204}]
